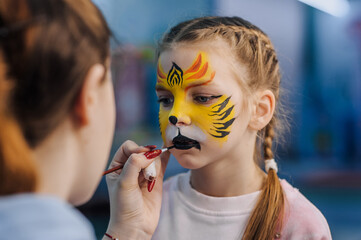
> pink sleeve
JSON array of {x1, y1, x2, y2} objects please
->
[{"x1": 280, "y1": 180, "x2": 332, "y2": 240}]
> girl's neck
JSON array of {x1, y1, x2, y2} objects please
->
[{"x1": 190, "y1": 155, "x2": 266, "y2": 197}]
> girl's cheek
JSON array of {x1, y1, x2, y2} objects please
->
[
  {"x1": 159, "y1": 108, "x2": 170, "y2": 142},
  {"x1": 196, "y1": 96, "x2": 236, "y2": 145}
]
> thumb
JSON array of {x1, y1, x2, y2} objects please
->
[{"x1": 119, "y1": 153, "x2": 155, "y2": 186}]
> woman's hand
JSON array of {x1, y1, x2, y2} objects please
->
[{"x1": 104, "y1": 140, "x2": 170, "y2": 240}]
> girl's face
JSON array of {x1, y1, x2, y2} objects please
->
[{"x1": 156, "y1": 46, "x2": 254, "y2": 169}]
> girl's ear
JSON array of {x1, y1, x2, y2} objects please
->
[
  {"x1": 73, "y1": 64, "x2": 105, "y2": 126},
  {"x1": 248, "y1": 90, "x2": 275, "y2": 130}
]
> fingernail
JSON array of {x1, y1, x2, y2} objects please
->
[
  {"x1": 148, "y1": 180, "x2": 156, "y2": 192},
  {"x1": 144, "y1": 149, "x2": 162, "y2": 159},
  {"x1": 144, "y1": 145, "x2": 157, "y2": 149}
]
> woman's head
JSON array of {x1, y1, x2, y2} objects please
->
[
  {"x1": 0, "y1": 0, "x2": 115, "y2": 204},
  {"x1": 1, "y1": 0, "x2": 111, "y2": 148},
  {"x1": 156, "y1": 16, "x2": 285, "y2": 239}
]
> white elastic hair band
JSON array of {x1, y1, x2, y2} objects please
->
[{"x1": 265, "y1": 159, "x2": 278, "y2": 173}]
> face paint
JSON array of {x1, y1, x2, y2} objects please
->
[{"x1": 156, "y1": 51, "x2": 236, "y2": 147}]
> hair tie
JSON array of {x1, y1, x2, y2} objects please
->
[{"x1": 265, "y1": 159, "x2": 278, "y2": 173}]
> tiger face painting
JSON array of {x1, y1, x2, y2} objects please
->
[{"x1": 156, "y1": 51, "x2": 236, "y2": 149}]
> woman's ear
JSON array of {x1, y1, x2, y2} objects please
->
[
  {"x1": 248, "y1": 90, "x2": 275, "y2": 130},
  {"x1": 73, "y1": 64, "x2": 105, "y2": 126}
]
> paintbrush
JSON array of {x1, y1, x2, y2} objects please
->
[{"x1": 102, "y1": 145, "x2": 175, "y2": 177}]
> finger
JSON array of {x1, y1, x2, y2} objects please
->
[
  {"x1": 144, "y1": 145, "x2": 157, "y2": 150},
  {"x1": 143, "y1": 161, "x2": 157, "y2": 181},
  {"x1": 120, "y1": 152, "x2": 156, "y2": 186},
  {"x1": 118, "y1": 142, "x2": 159, "y2": 164},
  {"x1": 106, "y1": 142, "x2": 159, "y2": 177},
  {"x1": 108, "y1": 140, "x2": 147, "y2": 169},
  {"x1": 143, "y1": 153, "x2": 168, "y2": 195},
  {"x1": 142, "y1": 149, "x2": 164, "y2": 180}
]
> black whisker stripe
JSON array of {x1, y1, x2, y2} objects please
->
[
  {"x1": 208, "y1": 96, "x2": 235, "y2": 139},
  {"x1": 211, "y1": 96, "x2": 231, "y2": 113},
  {"x1": 209, "y1": 105, "x2": 234, "y2": 120},
  {"x1": 213, "y1": 118, "x2": 235, "y2": 130},
  {"x1": 210, "y1": 130, "x2": 230, "y2": 138}
]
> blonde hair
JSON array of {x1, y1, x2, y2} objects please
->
[{"x1": 158, "y1": 16, "x2": 286, "y2": 239}]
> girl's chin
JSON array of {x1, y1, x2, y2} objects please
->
[
  {"x1": 177, "y1": 160, "x2": 202, "y2": 170},
  {"x1": 172, "y1": 151, "x2": 205, "y2": 169}
]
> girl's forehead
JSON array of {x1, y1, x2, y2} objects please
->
[
  {"x1": 160, "y1": 47, "x2": 218, "y2": 69},
  {"x1": 158, "y1": 47, "x2": 248, "y2": 92}
]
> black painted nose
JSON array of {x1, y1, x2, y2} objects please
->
[{"x1": 169, "y1": 116, "x2": 178, "y2": 125}]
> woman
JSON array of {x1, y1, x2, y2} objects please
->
[{"x1": 0, "y1": 0, "x2": 165, "y2": 239}]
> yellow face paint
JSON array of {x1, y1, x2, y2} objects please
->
[{"x1": 156, "y1": 51, "x2": 235, "y2": 145}]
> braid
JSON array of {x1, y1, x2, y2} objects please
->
[
  {"x1": 264, "y1": 120, "x2": 275, "y2": 160},
  {"x1": 162, "y1": 19, "x2": 197, "y2": 43}
]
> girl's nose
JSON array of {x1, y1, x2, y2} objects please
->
[
  {"x1": 169, "y1": 115, "x2": 191, "y2": 126},
  {"x1": 169, "y1": 116, "x2": 178, "y2": 125}
]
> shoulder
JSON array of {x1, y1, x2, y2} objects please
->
[
  {"x1": 0, "y1": 194, "x2": 96, "y2": 240},
  {"x1": 280, "y1": 180, "x2": 332, "y2": 240}
]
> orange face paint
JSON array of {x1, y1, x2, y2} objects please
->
[{"x1": 156, "y1": 51, "x2": 235, "y2": 146}]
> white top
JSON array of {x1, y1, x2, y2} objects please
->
[
  {"x1": 0, "y1": 194, "x2": 96, "y2": 240},
  {"x1": 152, "y1": 171, "x2": 332, "y2": 240}
]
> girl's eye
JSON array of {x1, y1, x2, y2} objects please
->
[
  {"x1": 194, "y1": 95, "x2": 222, "y2": 104},
  {"x1": 157, "y1": 97, "x2": 173, "y2": 107},
  {"x1": 194, "y1": 96, "x2": 212, "y2": 103}
]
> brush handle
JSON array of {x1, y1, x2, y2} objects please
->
[
  {"x1": 102, "y1": 146, "x2": 173, "y2": 176},
  {"x1": 103, "y1": 165, "x2": 122, "y2": 176}
]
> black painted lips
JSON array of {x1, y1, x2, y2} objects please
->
[{"x1": 172, "y1": 134, "x2": 201, "y2": 150}]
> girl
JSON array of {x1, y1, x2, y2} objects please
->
[
  {"x1": 152, "y1": 16, "x2": 332, "y2": 239},
  {"x1": 0, "y1": 0, "x2": 167, "y2": 239}
]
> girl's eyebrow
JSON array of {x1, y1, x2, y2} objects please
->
[
  {"x1": 185, "y1": 71, "x2": 216, "y2": 92},
  {"x1": 155, "y1": 85, "x2": 167, "y2": 91},
  {"x1": 185, "y1": 79, "x2": 213, "y2": 92}
]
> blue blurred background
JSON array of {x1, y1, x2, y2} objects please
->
[{"x1": 79, "y1": 0, "x2": 361, "y2": 239}]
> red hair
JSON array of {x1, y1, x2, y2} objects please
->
[
  {"x1": 0, "y1": 51, "x2": 38, "y2": 195},
  {"x1": 0, "y1": 0, "x2": 110, "y2": 195}
]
